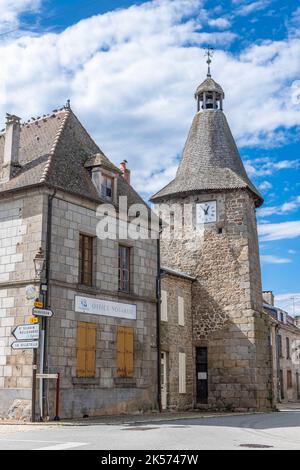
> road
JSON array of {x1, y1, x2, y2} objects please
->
[{"x1": 0, "y1": 409, "x2": 300, "y2": 450}]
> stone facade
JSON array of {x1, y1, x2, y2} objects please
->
[
  {"x1": 152, "y1": 72, "x2": 273, "y2": 412},
  {"x1": 45, "y1": 192, "x2": 158, "y2": 418},
  {"x1": 0, "y1": 189, "x2": 44, "y2": 415},
  {"x1": 264, "y1": 300, "x2": 300, "y2": 405},
  {"x1": 0, "y1": 184, "x2": 158, "y2": 419},
  {"x1": 157, "y1": 191, "x2": 273, "y2": 411},
  {"x1": 0, "y1": 107, "x2": 158, "y2": 420},
  {"x1": 160, "y1": 271, "x2": 194, "y2": 410}
]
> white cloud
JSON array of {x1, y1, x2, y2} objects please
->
[
  {"x1": 260, "y1": 255, "x2": 291, "y2": 264},
  {"x1": 0, "y1": 0, "x2": 41, "y2": 33},
  {"x1": 0, "y1": 0, "x2": 299, "y2": 197},
  {"x1": 287, "y1": 7, "x2": 300, "y2": 38},
  {"x1": 259, "y1": 221, "x2": 300, "y2": 241},
  {"x1": 258, "y1": 180, "x2": 272, "y2": 191},
  {"x1": 275, "y1": 293, "x2": 300, "y2": 317},
  {"x1": 208, "y1": 18, "x2": 231, "y2": 29},
  {"x1": 245, "y1": 158, "x2": 299, "y2": 178},
  {"x1": 236, "y1": 1, "x2": 271, "y2": 17},
  {"x1": 258, "y1": 195, "x2": 300, "y2": 217}
]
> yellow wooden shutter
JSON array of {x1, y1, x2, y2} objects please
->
[
  {"x1": 125, "y1": 327, "x2": 134, "y2": 377},
  {"x1": 117, "y1": 327, "x2": 126, "y2": 377},
  {"x1": 86, "y1": 323, "x2": 97, "y2": 378},
  {"x1": 76, "y1": 322, "x2": 87, "y2": 378},
  {"x1": 76, "y1": 322, "x2": 97, "y2": 378}
]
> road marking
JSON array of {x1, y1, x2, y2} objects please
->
[
  {"x1": 0, "y1": 438, "x2": 61, "y2": 444},
  {"x1": 36, "y1": 442, "x2": 88, "y2": 450}
]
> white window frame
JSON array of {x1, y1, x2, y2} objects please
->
[
  {"x1": 179, "y1": 352, "x2": 186, "y2": 394},
  {"x1": 178, "y1": 295, "x2": 185, "y2": 326},
  {"x1": 161, "y1": 290, "x2": 168, "y2": 322}
]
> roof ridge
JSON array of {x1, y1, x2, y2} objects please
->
[{"x1": 40, "y1": 109, "x2": 71, "y2": 183}]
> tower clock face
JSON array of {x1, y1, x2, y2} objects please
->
[{"x1": 196, "y1": 201, "x2": 217, "y2": 224}]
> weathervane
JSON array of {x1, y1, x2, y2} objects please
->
[{"x1": 204, "y1": 47, "x2": 214, "y2": 78}]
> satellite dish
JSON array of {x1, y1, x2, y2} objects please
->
[{"x1": 25, "y1": 285, "x2": 37, "y2": 300}]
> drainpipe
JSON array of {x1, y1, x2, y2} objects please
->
[
  {"x1": 40, "y1": 190, "x2": 56, "y2": 419},
  {"x1": 156, "y1": 234, "x2": 162, "y2": 413},
  {"x1": 275, "y1": 324, "x2": 281, "y2": 404}
]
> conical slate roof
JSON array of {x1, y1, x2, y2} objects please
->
[
  {"x1": 195, "y1": 77, "x2": 224, "y2": 98},
  {"x1": 151, "y1": 109, "x2": 263, "y2": 207}
]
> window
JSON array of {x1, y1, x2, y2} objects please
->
[
  {"x1": 161, "y1": 290, "x2": 168, "y2": 322},
  {"x1": 286, "y1": 337, "x2": 291, "y2": 359},
  {"x1": 178, "y1": 296, "x2": 185, "y2": 326},
  {"x1": 116, "y1": 326, "x2": 134, "y2": 377},
  {"x1": 277, "y1": 335, "x2": 283, "y2": 358},
  {"x1": 118, "y1": 245, "x2": 130, "y2": 292},
  {"x1": 76, "y1": 322, "x2": 97, "y2": 378},
  {"x1": 287, "y1": 370, "x2": 292, "y2": 389},
  {"x1": 101, "y1": 175, "x2": 114, "y2": 200},
  {"x1": 79, "y1": 234, "x2": 94, "y2": 286},
  {"x1": 179, "y1": 352, "x2": 186, "y2": 394}
]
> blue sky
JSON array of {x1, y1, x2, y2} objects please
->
[{"x1": 0, "y1": 0, "x2": 299, "y2": 313}]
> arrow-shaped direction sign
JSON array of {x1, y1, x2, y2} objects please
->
[
  {"x1": 12, "y1": 324, "x2": 40, "y2": 341},
  {"x1": 11, "y1": 340, "x2": 39, "y2": 350},
  {"x1": 32, "y1": 307, "x2": 54, "y2": 318}
]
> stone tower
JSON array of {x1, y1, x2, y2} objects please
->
[{"x1": 151, "y1": 62, "x2": 273, "y2": 411}]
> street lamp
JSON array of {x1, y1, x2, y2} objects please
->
[
  {"x1": 34, "y1": 247, "x2": 45, "y2": 278},
  {"x1": 32, "y1": 247, "x2": 45, "y2": 424}
]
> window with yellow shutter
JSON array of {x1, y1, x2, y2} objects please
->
[
  {"x1": 116, "y1": 326, "x2": 134, "y2": 377},
  {"x1": 76, "y1": 322, "x2": 97, "y2": 378}
]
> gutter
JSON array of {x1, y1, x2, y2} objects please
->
[
  {"x1": 41, "y1": 189, "x2": 56, "y2": 419},
  {"x1": 156, "y1": 234, "x2": 162, "y2": 413}
]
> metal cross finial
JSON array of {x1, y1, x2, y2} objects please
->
[{"x1": 204, "y1": 47, "x2": 214, "y2": 78}]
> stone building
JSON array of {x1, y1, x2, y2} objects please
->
[
  {"x1": 152, "y1": 67, "x2": 273, "y2": 411},
  {"x1": 0, "y1": 106, "x2": 158, "y2": 419},
  {"x1": 263, "y1": 292, "x2": 300, "y2": 404},
  {"x1": 160, "y1": 267, "x2": 195, "y2": 410}
]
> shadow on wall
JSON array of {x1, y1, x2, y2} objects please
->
[{"x1": 192, "y1": 285, "x2": 272, "y2": 411}]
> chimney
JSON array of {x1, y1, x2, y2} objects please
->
[
  {"x1": 295, "y1": 316, "x2": 300, "y2": 329},
  {"x1": 262, "y1": 290, "x2": 275, "y2": 306},
  {"x1": 120, "y1": 160, "x2": 131, "y2": 185},
  {"x1": 2, "y1": 113, "x2": 21, "y2": 181}
]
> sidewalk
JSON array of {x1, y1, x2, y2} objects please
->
[
  {"x1": 0, "y1": 409, "x2": 263, "y2": 427},
  {"x1": 276, "y1": 402, "x2": 300, "y2": 411}
]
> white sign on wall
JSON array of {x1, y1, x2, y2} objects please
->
[
  {"x1": 75, "y1": 296, "x2": 137, "y2": 320},
  {"x1": 12, "y1": 324, "x2": 39, "y2": 341}
]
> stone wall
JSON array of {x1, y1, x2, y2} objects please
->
[
  {"x1": 0, "y1": 187, "x2": 158, "y2": 419},
  {"x1": 270, "y1": 322, "x2": 300, "y2": 404},
  {"x1": 0, "y1": 189, "x2": 44, "y2": 415},
  {"x1": 157, "y1": 189, "x2": 273, "y2": 411},
  {"x1": 160, "y1": 274, "x2": 194, "y2": 410},
  {"x1": 44, "y1": 192, "x2": 158, "y2": 418}
]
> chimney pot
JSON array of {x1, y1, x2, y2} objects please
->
[
  {"x1": 2, "y1": 114, "x2": 21, "y2": 181},
  {"x1": 262, "y1": 291, "x2": 275, "y2": 306},
  {"x1": 120, "y1": 160, "x2": 131, "y2": 185}
]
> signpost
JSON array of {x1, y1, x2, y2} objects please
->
[
  {"x1": 12, "y1": 324, "x2": 39, "y2": 341},
  {"x1": 11, "y1": 340, "x2": 39, "y2": 350},
  {"x1": 37, "y1": 373, "x2": 58, "y2": 380},
  {"x1": 32, "y1": 307, "x2": 54, "y2": 318}
]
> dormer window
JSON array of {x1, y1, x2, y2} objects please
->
[
  {"x1": 85, "y1": 153, "x2": 120, "y2": 202},
  {"x1": 101, "y1": 175, "x2": 113, "y2": 200}
]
